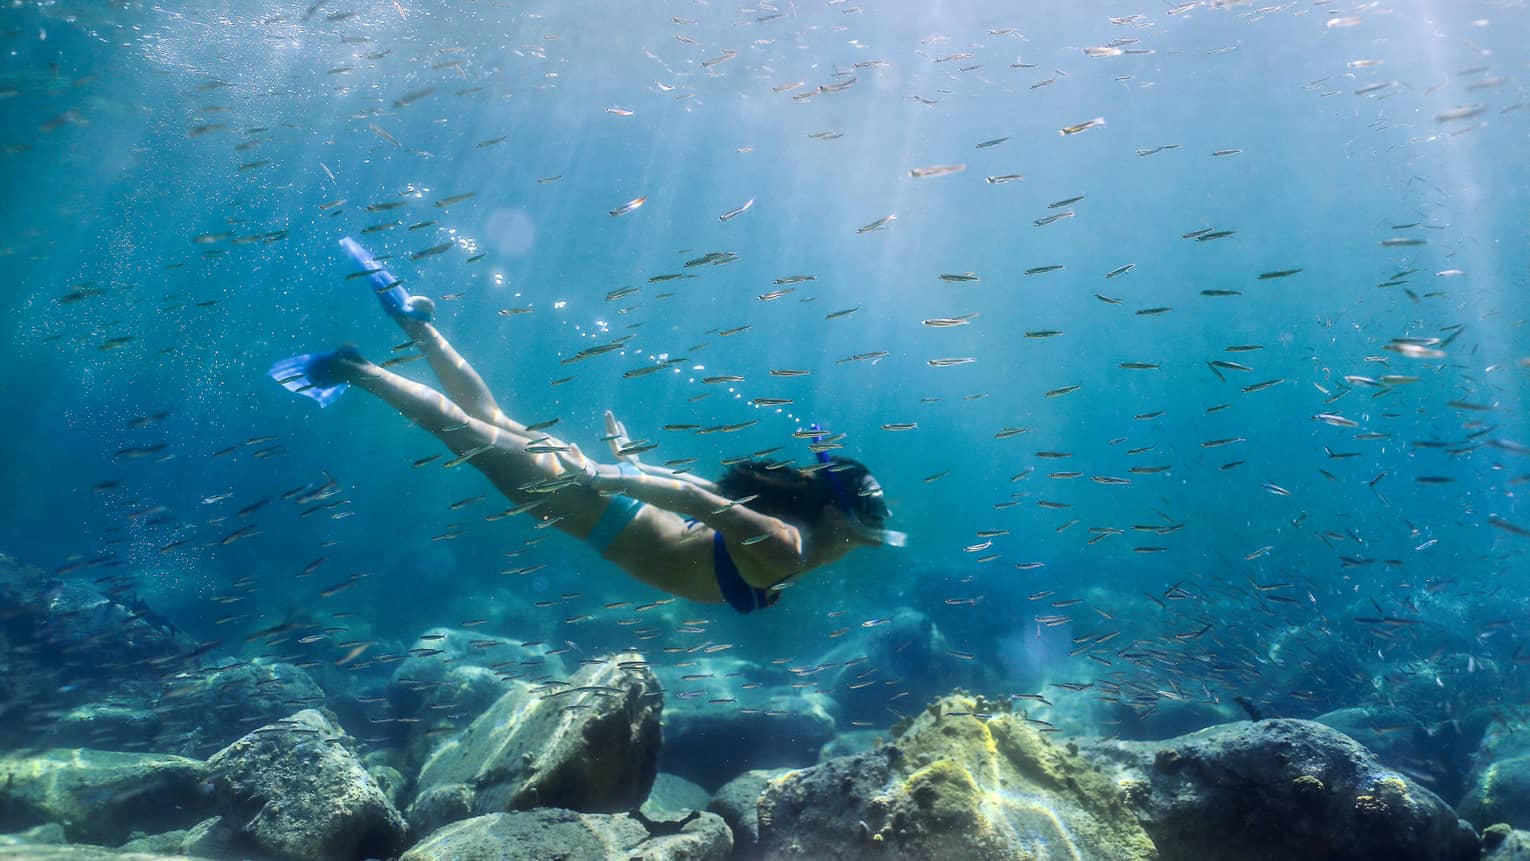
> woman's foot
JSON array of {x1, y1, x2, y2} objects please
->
[
  {"x1": 402, "y1": 295, "x2": 436, "y2": 321},
  {"x1": 339, "y1": 236, "x2": 434, "y2": 322},
  {"x1": 267, "y1": 345, "x2": 365, "y2": 407}
]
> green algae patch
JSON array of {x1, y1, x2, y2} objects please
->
[
  {"x1": 758, "y1": 693, "x2": 1157, "y2": 860},
  {"x1": 892, "y1": 695, "x2": 1157, "y2": 859},
  {"x1": 904, "y1": 759, "x2": 983, "y2": 827}
]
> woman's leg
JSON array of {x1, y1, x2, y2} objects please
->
[
  {"x1": 337, "y1": 354, "x2": 607, "y2": 534},
  {"x1": 396, "y1": 315, "x2": 531, "y2": 436}
]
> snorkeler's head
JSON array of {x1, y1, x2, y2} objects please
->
[
  {"x1": 818, "y1": 457, "x2": 906, "y2": 547},
  {"x1": 716, "y1": 457, "x2": 906, "y2": 547}
]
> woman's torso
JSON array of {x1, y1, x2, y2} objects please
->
[{"x1": 601, "y1": 501, "x2": 794, "y2": 605}]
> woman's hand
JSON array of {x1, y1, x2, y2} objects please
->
[
  {"x1": 604, "y1": 410, "x2": 642, "y2": 465},
  {"x1": 552, "y1": 443, "x2": 599, "y2": 483},
  {"x1": 551, "y1": 440, "x2": 636, "y2": 491}
]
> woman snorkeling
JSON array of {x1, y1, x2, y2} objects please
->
[{"x1": 268, "y1": 237, "x2": 905, "y2": 614}]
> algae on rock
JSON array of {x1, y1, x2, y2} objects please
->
[{"x1": 758, "y1": 693, "x2": 1157, "y2": 860}]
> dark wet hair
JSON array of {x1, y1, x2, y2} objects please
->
[{"x1": 716, "y1": 457, "x2": 888, "y2": 526}]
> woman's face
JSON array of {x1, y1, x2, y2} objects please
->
[{"x1": 818, "y1": 506, "x2": 878, "y2": 551}]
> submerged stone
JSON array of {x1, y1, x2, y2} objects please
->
[
  {"x1": 1078, "y1": 718, "x2": 1480, "y2": 861},
  {"x1": 642, "y1": 771, "x2": 712, "y2": 816},
  {"x1": 757, "y1": 693, "x2": 1157, "y2": 860},
  {"x1": 400, "y1": 809, "x2": 732, "y2": 861},
  {"x1": 707, "y1": 769, "x2": 791, "y2": 855},
  {"x1": 1461, "y1": 754, "x2": 1530, "y2": 831},
  {"x1": 1483, "y1": 826, "x2": 1530, "y2": 860},
  {"x1": 153, "y1": 661, "x2": 326, "y2": 758},
  {"x1": 0, "y1": 848, "x2": 217, "y2": 861},
  {"x1": 0, "y1": 749, "x2": 210, "y2": 845},
  {"x1": 0, "y1": 823, "x2": 66, "y2": 845},
  {"x1": 407, "y1": 651, "x2": 660, "y2": 832},
  {"x1": 205, "y1": 709, "x2": 406, "y2": 861}
]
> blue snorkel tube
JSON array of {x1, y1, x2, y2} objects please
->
[{"x1": 807, "y1": 423, "x2": 907, "y2": 548}]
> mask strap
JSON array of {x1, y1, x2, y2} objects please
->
[{"x1": 808, "y1": 423, "x2": 856, "y2": 515}]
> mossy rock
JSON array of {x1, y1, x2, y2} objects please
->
[
  {"x1": 0, "y1": 749, "x2": 210, "y2": 845},
  {"x1": 759, "y1": 694, "x2": 1156, "y2": 860}
]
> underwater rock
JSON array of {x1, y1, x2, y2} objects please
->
[
  {"x1": 815, "y1": 609, "x2": 985, "y2": 726},
  {"x1": 117, "y1": 830, "x2": 193, "y2": 855},
  {"x1": 0, "y1": 556, "x2": 191, "y2": 675},
  {"x1": 642, "y1": 772, "x2": 713, "y2": 817},
  {"x1": 707, "y1": 768, "x2": 791, "y2": 855},
  {"x1": 405, "y1": 782, "x2": 476, "y2": 837},
  {"x1": 1260, "y1": 622, "x2": 1375, "y2": 719},
  {"x1": 1315, "y1": 705, "x2": 1470, "y2": 800},
  {"x1": 384, "y1": 628, "x2": 558, "y2": 772},
  {"x1": 663, "y1": 683, "x2": 835, "y2": 791},
  {"x1": 45, "y1": 700, "x2": 161, "y2": 752},
  {"x1": 117, "y1": 816, "x2": 276, "y2": 861},
  {"x1": 388, "y1": 626, "x2": 561, "y2": 715},
  {"x1": 392, "y1": 663, "x2": 512, "y2": 772},
  {"x1": 756, "y1": 693, "x2": 1157, "y2": 860},
  {"x1": 0, "y1": 748, "x2": 211, "y2": 845},
  {"x1": 366, "y1": 762, "x2": 407, "y2": 809},
  {"x1": 1077, "y1": 718, "x2": 1480, "y2": 861},
  {"x1": 0, "y1": 823, "x2": 66, "y2": 845},
  {"x1": 400, "y1": 809, "x2": 732, "y2": 861},
  {"x1": 409, "y1": 651, "x2": 660, "y2": 826},
  {"x1": 1381, "y1": 651, "x2": 1505, "y2": 726},
  {"x1": 0, "y1": 848, "x2": 218, "y2": 861},
  {"x1": 1102, "y1": 698, "x2": 1239, "y2": 741},
  {"x1": 1460, "y1": 754, "x2": 1530, "y2": 830},
  {"x1": 1483, "y1": 825, "x2": 1530, "y2": 860},
  {"x1": 204, "y1": 708, "x2": 406, "y2": 861},
  {"x1": 819, "y1": 728, "x2": 883, "y2": 760},
  {"x1": 152, "y1": 660, "x2": 326, "y2": 757},
  {"x1": 0, "y1": 556, "x2": 196, "y2": 748}
]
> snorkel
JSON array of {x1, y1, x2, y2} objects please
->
[{"x1": 808, "y1": 423, "x2": 908, "y2": 548}]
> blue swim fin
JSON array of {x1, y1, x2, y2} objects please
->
[
  {"x1": 339, "y1": 236, "x2": 433, "y2": 321},
  {"x1": 268, "y1": 349, "x2": 353, "y2": 407}
]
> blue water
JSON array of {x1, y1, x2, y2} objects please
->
[{"x1": 2, "y1": 0, "x2": 1527, "y2": 761}]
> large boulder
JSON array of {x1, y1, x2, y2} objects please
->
[
  {"x1": 0, "y1": 558, "x2": 189, "y2": 675},
  {"x1": 757, "y1": 694, "x2": 1157, "y2": 860},
  {"x1": 1315, "y1": 705, "x2": 1471, "y2": 800},
  {"x1": 0, "y1": 555, "x2": 195, "y2": 749},
  {"x1": 1078, "y1": 718, "x2": 1480, "y2": 861},
  {"x1": 116, "y1": 817, "x2": 251, "y2": 860},
  {"x1": 45, "y1": 700, "x2": 161, "y2": 752},
  {"x1": 0, "y1": 749, "x2": 211, "y2": 845},
  {"x1": 152, "y1": 660, "x2": 326, "y2": 757},
  {"x1": 385, "y1": 628, "x2": 562, "y2": 771},
  {"x1": 708, "y1": 769, "x2": 790, "y2": 855},
  {"x1": 1485, "y1": 825, "x2": 1530, "y2": 860},
  {"x1": 0, "y1": 823, "x2": 66, "y2": 845},
  {"x1": 1461, "y1": 754, "x2": 1530, "y2": 830},
  {"x1": 388, "y1": 627, "x2": 562, "y2": 715},
  {"x1": 0, "y1": 848, "x2": 217, "y2": 861},
  {"x1": 400, "y1": 809, "x2": 731, "y2": 861},
  {"x1": 205, "y1": 709, "x2": 406, "y2": 861},
  {"x1": 407, "y1": 651, "x2": 661, "y2": 833},
  {"x1": 643, "y1": 772, "x2": 712, "y2": 816}
]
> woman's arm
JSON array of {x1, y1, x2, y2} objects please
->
[
  {"x1": 591, "y1": 464, "x2": 773, "y2": 535},
  {"x1": 558, "y1": 451, "x2": 802, "y2": 567},
  {"x1": 633, "y1": 461, "x2": 722, "y2": 493},
  {"x1": 600, "y1": 410, "x2": 722, "y2": 493}
]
